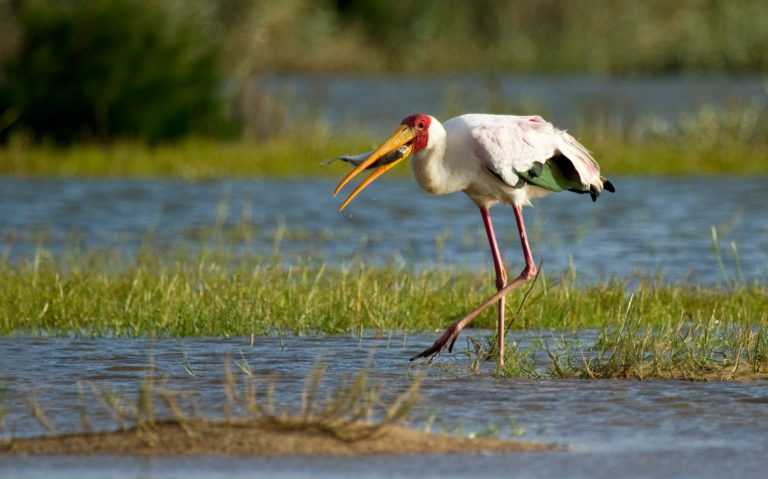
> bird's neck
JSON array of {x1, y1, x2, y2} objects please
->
[{"x1": 410, "y1": 128, "x2": 461, "y2": 196}]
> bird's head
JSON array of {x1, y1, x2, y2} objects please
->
[{"x1": 333, "y1": 114, "x2": 434, "y2": 211}]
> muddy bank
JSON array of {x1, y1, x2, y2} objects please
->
[{"x1": 0, "y1": 417, "x2": 553, "y2": 456}]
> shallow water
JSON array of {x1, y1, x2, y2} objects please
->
[
  {"x1": 2, "y1": 172, "x2": 768, "y2": 477},
  {"x1": 2, "y1": 335, "x2": 768, "y2": 478},
  {"x1": 2, "y1": 177, "x2": 767, "y2": 283}
]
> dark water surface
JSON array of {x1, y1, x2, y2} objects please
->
[
  {"x1": 2, "y1": 177, "x2": 767, "y2": 283},
  {"x1": 2, "y1": 335, "x2": 768, "y2": 478}
]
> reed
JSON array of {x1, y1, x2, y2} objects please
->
[
  {"x1": 6, "y1": 360, "x2": 421, "y2": 445},
  {"x1": 212, "y1": 1, "x2": 768, "y2": 74},
  {"x1": 539, "y1": 304, "x2": 768, "y2": 381}
]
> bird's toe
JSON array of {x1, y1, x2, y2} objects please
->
[{"x1": 411, "y1": 327, "x2": 462, "y2": 362}]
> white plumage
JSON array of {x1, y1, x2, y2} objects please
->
[{"x1": 413, "y1": 114, "x2": 605, "y2": 205}]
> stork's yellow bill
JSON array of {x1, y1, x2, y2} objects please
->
[{"x1": 333, "y1": 124, "x2": 415, "y2": 211}]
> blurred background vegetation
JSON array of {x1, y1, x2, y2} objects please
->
[
  {"x1": 0, "y1": 0, "x2": 228, "y2": 143},
  {"x1": 0, "y1": 0, "x2": 766, "y2": 172}
]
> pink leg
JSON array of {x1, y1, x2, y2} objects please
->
[
  {"x1": 411, "y1": 205, "x2": 537, "y2": 363},
  {"x1": 480, "y1": 206, "x2": 508, "y2": 366}
]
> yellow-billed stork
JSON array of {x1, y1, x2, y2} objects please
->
[{"x1": 333, "y1": 113, "x2": 614, "y2": 366}]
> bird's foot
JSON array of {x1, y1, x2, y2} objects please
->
[
  {"x1": 410, "y1": 323, "x2": 464, "y2": 363},
  {"x1": 410, "y1": 263, "x2": 539, "y2": 364}
]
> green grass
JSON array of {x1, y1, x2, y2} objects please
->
[
  {"x1": 592, "y1": 140, "x2": 768, "y2": 176},
  {"x1": 1, "y1": 246, "x2": 765, "y2": 337},
  {"x1": 3, "y1": 96, "x2": 767, "y2": 178},
  {"x1": 3, "y1": 246, "x2": 767, "y2": 380},
  {"x1": 0, "y1": 136, "x2": 374, "y2": 179},
  {"x1": 1, "y1": 134, "x2": 767, "y2": 178},
  {"x1": 474, "y1": 299, "x2": 768, "y2": 381},
  {"x1": 1, "y1": 243, "x2": 767, "y2": 379}
]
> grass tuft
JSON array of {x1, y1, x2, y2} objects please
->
[
  {"x1": 7, "y1": 360, "x2": 422, "y2": 446},
  {"x1": 477, "y1": 299, "x2": 768, "y2": 380}
]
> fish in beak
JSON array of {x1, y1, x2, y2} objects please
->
[
  {"x1": 333, "y1": 124, "x2": 416, "y2": 211},
  {"x1": 326, "y1": 145, "x2": 410, "y2": 170}
]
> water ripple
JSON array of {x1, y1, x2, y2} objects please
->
[{"x1": 2, "y1": 177, "x2": 767, "y2": 283}]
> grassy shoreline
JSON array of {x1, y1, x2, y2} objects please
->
[
  {"x1": 2, "y1": 249, "x2": 766, "y2": 379},
  {"x1": 1, "y1": 135, "x2": 767, "y2": 178},
  {"x1": 3, "y1": 91, "x2": 767, "y2": 177},
  {"x1": 2, "y1": 250, "x2": 765, "y2": 336}
]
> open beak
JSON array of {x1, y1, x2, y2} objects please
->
[{"x1": 333, "y1": 124, "x2": 415, "y2": 211}]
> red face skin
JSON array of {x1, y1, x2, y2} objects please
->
[{"x1": 401, "y1": 114, "x2": 431, "y2": 153}]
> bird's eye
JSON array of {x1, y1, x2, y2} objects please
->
[{"x1": 417, "y1": 121, "x2": 425, "y2": 129}]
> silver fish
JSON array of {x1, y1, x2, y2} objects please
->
[{"x1": 324, "y1": 145, "x2": 410, "y2": 170}]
